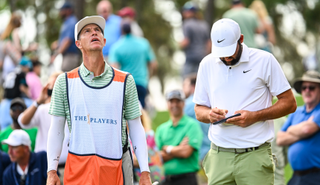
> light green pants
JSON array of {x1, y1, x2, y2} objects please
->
[{"x1": 203, "y1": 143, "x2": 275, "y2": 185}]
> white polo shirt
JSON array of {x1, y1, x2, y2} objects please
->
[{"x1": 193, "y1": 44, "x2": 291, "y2": 148}]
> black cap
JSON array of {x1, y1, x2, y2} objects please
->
[
  {"x1": 232, "y1": 0, "x2": 242, "y2": 5},
  {"x1": 122, "y1": 22, "x2": 131, "y2": 34},
  {"x1": 166, "y1": 90, "x2": 185, "y2": 101},
  {"x1": 10, "y1": 98, "x2": 27, "y2": 110}
]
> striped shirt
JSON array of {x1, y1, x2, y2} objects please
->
[{"x1": 49, "y1": 61, "x2": 141, "y2": 146}]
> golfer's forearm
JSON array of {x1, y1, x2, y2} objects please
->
[
  {"x1": 47, "y1": 115, "x2": 65, "y2": 172},
  {"x1": 128, "y1": 117, "x2": 150, "y2": 173},
  {"x1": 195, "y1": 104, "x2": 211, "y2": 123}
]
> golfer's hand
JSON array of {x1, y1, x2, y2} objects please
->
[
  {"x1": 209, "y1": 107, "x2": 228, "y2": 123},
  {"x1": 226, "y1": 110, "x2": 256, "y2": 128},
  {"x1": 139, "y1": 171, "x2": 152, "y2": 185},
  {"x1": 47, "y1": 170, "x2": 60, "y2": 185}
]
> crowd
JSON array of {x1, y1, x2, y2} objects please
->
[{"x1": 0, "y1": 0, "x2": 318, "y2": 185}]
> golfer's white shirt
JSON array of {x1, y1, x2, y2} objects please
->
[{"x1": 194, "y1": 44, "x2": 291, "y2": 148}]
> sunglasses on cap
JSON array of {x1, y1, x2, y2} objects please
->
[{"x1": 301, "y1": 85, "x2": 317, "y2": 91}]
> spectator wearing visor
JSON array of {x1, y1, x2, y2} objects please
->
[{"x1": 155, "y1": 90, "x2": 202, "y2": 185}]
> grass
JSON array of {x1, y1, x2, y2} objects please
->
[{"x1": 152, "y1": 95, "x2": 304, "y2": 184}]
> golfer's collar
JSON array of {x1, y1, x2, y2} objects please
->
[{"x1": 215, "y1": 44, "x2": 250, "y2": 64}]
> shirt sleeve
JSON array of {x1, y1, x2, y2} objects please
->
[
  {"x1": 49, "y1": 73, "x2": 67, "y2": 117},
  {"x1": 281, "y1": 113, "x2": 293, "y2": 132},
  {"x1": 264, "y1": 54, "x2": 291, "y2": 97},
  {"x1": 124, "y1": 75, "x2": 141, "y2": 120},
  {"x1": 66, "y1": 20, "x2": 76, "y2": 40},
  {"x1": 155, "y1": 126, "x2": 163, "y2": 150},
  {"x1": 312, "y1": 109, "x2": 320, "y2": 127},
  {"x1": 193, "y1": 61, "x2": 211, "y2": 107},
  {"x1": 146, "y1": 40, "x2": 156, "y2": 62},
  {"x1": 186, "y1": 118, "x2": 203, "y2": 151},
  {"x1": 182, "y1": 23, "x2": 192, "y2": 40}
]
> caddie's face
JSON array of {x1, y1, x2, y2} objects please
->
[
  {"x1": 301, "y1": 81, "x2": 320, "y2": 106},
  {"x1": 76, "y1": 24, "x2": 106, "y2": 51}
]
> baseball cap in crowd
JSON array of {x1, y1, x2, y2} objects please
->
[
  {"x1": 2, "y1": 129, "x2": 31, "y2": 149},
  {"x1": 293, "y1": 70, "x2": 320, "y2": 94},
  {"x1": 232, "y1": 0, "x2": 242, "y2": 5},
  {"x1": 60, "y1": 2, "x2": 73, "y2": 10},
  {"x1": 74, "y1": 15, "x2": 105, "y2": 40},
  {"x1": 182, "y1": 1, "x2": 198, "y2": 11},
  {"x1": 19, "y1": 56, "x2": 33, "y2": 69},
  {"x1": 10, "y1": 98, "x2": 27, "y2": 110},
  {"x1": 118, "y1": 7, "x2": 136, "y2": 18},
  {"x1": 210, "y1": 18, "x2": 241, "y2": 58},
  {"x1": 166, "y1": 90, "x2": 185, "y2": 101}
]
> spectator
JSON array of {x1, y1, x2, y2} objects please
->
[
  {"x1": 0, "y1": 57, "x2": 33, "y2": 130},
  {"x1": 18, "y1": 72, "x2": 69, "y2": 163},
  {"x1": 180, "y1": 1, "x2": 210, "y2": 78},
  {"x1": 109, "y1": 22, "x2": 157, "y2": 108},
  {"x1": 249, "y1": 0, "x2": 276, "y2": 53},
  {"x1": 51, "y1": 2, "x2": 79, "y2": 72},
  {"x1": 223, "y1": 0, "x2": 260, "y2": 48},
  {"x1": 277, "y1": 70, "x2": 320, "y2": 185},
  {"x1": 0, "y1": 13, "x2": 37, "y2": 81},
  {"x1": 182, "y1": 74, "x2": 210, "y2": 161},
  {"x1": 0, "y1": 152, "x2": 11, "y2": 185},
  {"x1": 132, "y1": 107, "x2": 165, "y2": 183},
  {"x1": 0, "y1": 98, "x2": 37, "y2": 153},
  {"x1": 118, "y1": 7, "x2": 144, "y2": 37},
  {"x1": 193, "y1": 18, "x2": 296, "y2": 185},
  {"x1": 155, "y1": 90, "x2": 202, "y2": 185},
  {"x1": 96, "y1": 0, "x2": 122, "y2": 60},
  {"x1": 2, "y1": 129, "x2": 47, "y2": 185},
  {"x1": 26, "y1": 59, "x2": 42, "y2": 100}
]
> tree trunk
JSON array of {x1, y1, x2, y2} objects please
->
[
  {"x1": 70, "y1": 0, "x2": 85, "y2": 19},
  {"x1": 10, "y1": 0, "x2": 17, "y2": 12},
  {"x1": 204, "y1": 0, "x2": 214, "y2": 26}
]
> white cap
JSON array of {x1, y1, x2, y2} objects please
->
[
  {"x1": 210, "y1": 18, "x2": 241, "y2": 57},
  {"x1": 74, "y1": 15, "x2": 105, "y2": 41},
  {"x1": 2, "y1": 129, "x2": 31, "y2": 149}
]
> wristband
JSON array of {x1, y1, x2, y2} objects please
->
[
  {"x1": 33, "y1": 101, "x2": 40, "y2": 108},
  {"x1": 166, "y1": 145, "x2": 174, "y2": 154}
]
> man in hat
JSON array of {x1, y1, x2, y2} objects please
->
[
  {"x1": 277, "y1": 70, "x2": 320, "y2": 185},
  {"x1": 193, "y1": 18, "x2": 297, "y2": 184},
  {"x1": 180, "y1": 1, "x2": 210, "y2": 78},
  {"x1": 0, "y1": 98, "x2": 37, "y2": 153},
  {"x1": 155, "y1": 90, "x2": 202, "y2": 185},
  {"x1": 2, "y1": 129, "x2": 47, "y2": 185},
  {"x1": 118, "y1": 7, "x2": 144, "y2": 37},
  {"x1": 46, "y1": 16, "x2": 152, "y2": 185},
  {"x1": 51, "y1": 2, "x2": 79, "y2": 72}
]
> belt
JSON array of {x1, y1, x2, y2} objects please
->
[
  {"x1": 211, "y1": 142, "x2": 270, "y2": 154},
  {"x1": 294, "y1": 167, "x2": 320, "y2": 176},
  {"x1": 165, "y1": 172, "x2": 196, "y2": 182}
]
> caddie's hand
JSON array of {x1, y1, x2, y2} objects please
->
[
  {"x1": 226, "y1": 110, "x2": 256, "y2": 128},
  {"x1": 209, "y1": 107, "x2": 228, "y2": 123},
  {"x1": 139, "y1": 171, "x2": 152, "y2": 185},
  {"x1": 47, "y1": 170, "x2": 61, "y2": 185}
]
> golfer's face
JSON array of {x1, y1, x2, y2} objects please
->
[{"x1": 220, "y1": 42, "x2": 240, "y2": 65}]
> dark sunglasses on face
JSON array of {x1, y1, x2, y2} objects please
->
[
  {"x1": 302, "y1": 85, "x2": 316, "y2": 91},
  {"x1": 11, "y1": 105, "x2": 24, "y2": 111}
]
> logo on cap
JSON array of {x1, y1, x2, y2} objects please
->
[{"x1": 217, "y1": 39, "x2": 225, "y2": 43}]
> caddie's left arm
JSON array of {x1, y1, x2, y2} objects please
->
[
  {"x1": 226, "y1": 89, "x2": 297, "y2": 127},
  {"x1": 128, "y1": 117, "x2": 152, "y2": 185}
]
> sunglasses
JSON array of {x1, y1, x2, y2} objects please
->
[
  {"x1": 11, "y1": 105, "x2": 24, "y2": 111},
  {"x1": 301, "y1": 85, "x2": 317, "y2": 91}
]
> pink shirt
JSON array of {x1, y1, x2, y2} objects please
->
[{"x1": 26, "y1": 72, "x2": 42, "y2": 100}]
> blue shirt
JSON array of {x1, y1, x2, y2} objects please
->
[
  {"x1": 281, "y1": 103, "x2": 320, "y2": 171},
  {"x1": 102, "y1": 14, "x2": 122, "y2": 57},
  {"x1": 109, "y1": 34, "x2": 156, "y2": 88},
  {"x1": 58, "y1": 15, "x2": 78, "y2": 54},
  {"x1": 0, "y1": 152, "x2": 10, "y2": 185},
  {"x1": 3, "y1": 151, "x2": 47, "y2": 185},
  {"x1": 184, "y1": 95, "x2": 210, "y2": 161}
]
